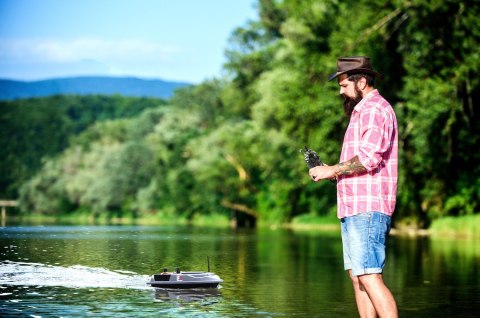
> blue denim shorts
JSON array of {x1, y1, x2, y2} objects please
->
[{"x1": 341, "y1": 211, "x2": 392, "y2": 277}]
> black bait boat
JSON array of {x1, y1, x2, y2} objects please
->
[{"x1": 147, "y1": 258, "x2": 223, "y2": 289}]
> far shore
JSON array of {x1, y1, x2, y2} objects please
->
[{"x1": 3, "y1": 213, "x2": 478, "y2": 238}]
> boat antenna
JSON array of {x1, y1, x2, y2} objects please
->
[{"x1": 207, "y1": 256, "x2": 210, "y2": 272}]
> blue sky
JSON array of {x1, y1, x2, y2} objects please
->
[{"x1": 0, "y1": 0, "x2": 257, "y2": 83}]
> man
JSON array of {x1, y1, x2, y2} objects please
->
[{"x1": 309, "y1": 56, "x2": 398, "y2": 318}]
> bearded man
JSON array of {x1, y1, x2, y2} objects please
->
[{"x1": 309, "y1": 56, "x2": 398, "y2": 318}]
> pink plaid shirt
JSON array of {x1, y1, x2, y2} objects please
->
[{"x1": 337, "y1": 89, "x2": 398, "y2": 219}]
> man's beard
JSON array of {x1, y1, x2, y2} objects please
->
[{"x1": 342, "y1": 86, "x2": 363, "y2": 117}]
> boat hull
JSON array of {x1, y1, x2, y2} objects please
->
[{"x1": 148, "y1": 282, "x2": 220, "y2": 289}]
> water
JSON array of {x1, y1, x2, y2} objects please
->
[{"x1": 1, "y1": 225, "x2": 479, "y2": 317}]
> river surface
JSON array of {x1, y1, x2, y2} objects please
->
[{"x1": 0, "y1": 225, "x2": 479, "y2": 317}]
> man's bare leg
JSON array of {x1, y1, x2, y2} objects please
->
[
  {"x1": 349, "y1": 270, "x2": 377, "y2": 318},
  {"x1": 358, "y1": 273, "x2": 398, "y2": 318}
]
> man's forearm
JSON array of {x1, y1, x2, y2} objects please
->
[{"x1": 334, "y1": 155, "x2": 367, "y2": 176}]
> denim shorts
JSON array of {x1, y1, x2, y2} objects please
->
[{"x1": 341, "y1": 211, "x2": 392, "y2": 277}]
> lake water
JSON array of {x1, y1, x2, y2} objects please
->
[{"x1": 1, "y1": 225, "x2": 479, "y2": 317}]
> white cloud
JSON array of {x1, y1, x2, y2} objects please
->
[
  {"x1": 0, "y1": 37, "x2": 212, "y2": 82},
  {"x1": 0, "y1": 37, "x2": 181, "y2": 64}
]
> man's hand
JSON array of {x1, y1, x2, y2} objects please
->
[
  {"x1": 309, "y1": 156, "x2": 367, "y2": 182},
  {"x1": 309, "y1": 165, "x2": 337, "y2": 182}
]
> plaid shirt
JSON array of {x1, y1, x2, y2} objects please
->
[{"x1": 337, "y1": 89, "x2": 398, "y2": 218}]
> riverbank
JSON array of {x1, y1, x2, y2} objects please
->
[
  {"x1": 3, "y1": 212, "x2": 479, "y2": 238},
  {"x1": 2, "y1": 211, "x2": 231, "y2": 228}
]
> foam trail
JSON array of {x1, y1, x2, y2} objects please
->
[{"x1": 0, "y1": 260, "x2": 150, "y2": 289}]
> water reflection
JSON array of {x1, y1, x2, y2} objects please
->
[
  {"x1": 154, "y1": 287, "x2": 221, "y2": 303},
  {"x1": 1, "y1": 225, "x2": 479, "y2": 317}
]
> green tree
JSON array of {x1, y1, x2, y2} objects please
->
[{"x1": 395, "y1": 0, "x2": 480, "y2": 223}]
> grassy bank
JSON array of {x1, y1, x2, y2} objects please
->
[
  {"x1": 429, "y1": 214, "x2": 480, "y2": 238},
  {"x1": 288, "y1": 214, "x2": 339, "y2": 231},
  {"x1": 4, "y1": 211, "x2": 230, "y2": 228},
  {"x1": 289, "y1": 213, "x2": 480, "y2": 238}
]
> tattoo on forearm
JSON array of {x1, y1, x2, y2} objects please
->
[{"x1": 335, "y1": 156, "x2": 367, "y2": 176}]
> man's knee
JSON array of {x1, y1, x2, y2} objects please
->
[
  {"x1": 358, "y1": 273, "x2": 383, "y2": 290},
  {"x1": 348, "y1": 271, "x2": 365, "y2": 291}
]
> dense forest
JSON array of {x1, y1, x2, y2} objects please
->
[
  {"x1": 0, "y1": 95, "x2": 166, "y2": 199},
  {"x1": 2, "y1": 0, "x2": 479, "y2": 228}
]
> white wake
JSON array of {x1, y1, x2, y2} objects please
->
[{"x1": 0, "y1": 260, "x2": 150, "y2": 289}]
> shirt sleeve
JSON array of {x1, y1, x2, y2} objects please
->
[{"x1": 357, "y1": 103, "x2": 393, "y2": 171}]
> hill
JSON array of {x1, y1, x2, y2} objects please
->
[{"x1": 0, "y1": 76, "x2": 191, "y2": 100}]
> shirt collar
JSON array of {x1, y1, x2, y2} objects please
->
[{"x1": 353, "y1": 89, "x2": 378, "y2": 113}]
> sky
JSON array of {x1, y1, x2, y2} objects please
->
[{"x1": 0, "y1": 0, "x2": 257, "y2": 83}]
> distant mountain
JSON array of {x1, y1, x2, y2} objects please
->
[{"x1": 0, "y1": 76, "x2": 191, "y2": 100}]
